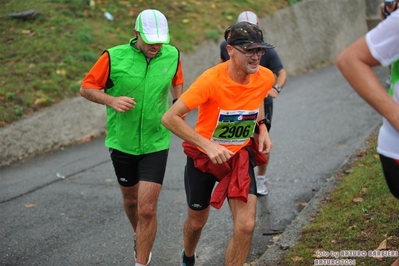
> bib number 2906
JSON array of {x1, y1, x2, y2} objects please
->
[{"x1": 219, "y1": 125, "x2": 251, "y2": 138}]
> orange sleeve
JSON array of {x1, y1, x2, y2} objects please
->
[
  {"x1": 81, "y1": 52, "x2": 110, "y2": 89},
  {"x1": 172, "y1": 59, "x2": 184, "y2": 85},
  {"x1": 83, "y1": 53, "x2": 182, "y2": 88}
]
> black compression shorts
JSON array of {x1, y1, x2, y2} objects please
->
[
  {"x1": 109, "y1": 148, "x2": 169, "y2": 187},
  {"x1": 379, "y1": 154, "x2": 399, "y2": 199},
  {"x1": 184, "y1": 154, "x2": 256, "y2": 211}
]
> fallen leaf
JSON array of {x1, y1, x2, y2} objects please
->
[
  {"x1": 353, "y1": 197, "x2": 364, "y2": 203},
  {"x1": 295, "y1": 202, "x2": 307, "y2": 207},
  {"x1": 22, "y1": 29, "x2": 32, "y2": 34},
  {"x1": 322, "y1": 196, "x2": 330, "y2": 202},
  {"x1": 56, "y1": 69, "x2": 67, "y2": 76},
  {"x1": 80, "y1": 135, "x2": 96, "y2": 143},
  {"x1": 34, "y1": 97, "x2": 47, "y2": 106},
  {"x1": 272, "y1": 234, "x2": 280, "y2": 242},
  {"x1": 291, "y1": 256, "x2": 303, "y2": 262},
  {"x1": 376, "y1": 239, "x2": 387, "y2": 250},
  {"x1": 24, "y1": 203, "x2": 35, "y2": 208}
]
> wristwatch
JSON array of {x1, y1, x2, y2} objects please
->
[{"x1": 273, "y1": 84, "x2": 282, "y2": 94}]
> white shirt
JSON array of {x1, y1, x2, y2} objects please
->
[{"x1": 366, "y1": 10, "x2": 399, "y2": 160}]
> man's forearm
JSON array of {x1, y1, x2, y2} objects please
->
[
  {"x1": 170, "y1": 83, "x2": 183, "y2": 101},
  {"x1": 275, "y1": 68, "x2": 288, "y2": 88},
  {"x1": 80, "y1": 88, "x2": 113, "y2": 106}
]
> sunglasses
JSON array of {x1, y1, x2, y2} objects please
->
[{"x1": 231, "y1": 45, "x2": 265, "y2": 57}]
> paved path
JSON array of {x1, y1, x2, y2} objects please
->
[{"x1": 0, "y1": 65, "x2": 387, "y2": 265}]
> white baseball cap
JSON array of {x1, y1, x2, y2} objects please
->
[
  {"x1": 135, "y1": 9, "x2": 170, "y2": 44},
  {"x1": 237, "y1": 11, "x2": 258, "y2": 25}
]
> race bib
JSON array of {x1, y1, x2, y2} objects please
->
[{"x1": 211, "y1": 109, "x2": 258, "y2": 145}]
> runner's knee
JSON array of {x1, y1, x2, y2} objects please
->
[{"x1": 235, "y1": 218, "x2": 255, "y2": 236}]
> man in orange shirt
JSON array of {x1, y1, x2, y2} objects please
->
[
  {"x1": 80, "y1": 9, "x2": 184, "y2": 266},
  {"x1": 220, "y1": 11, "x2": 288, "y2": 196},
  {"x1": 162, "y1": 22, "x2": 274, "y2": 266}
]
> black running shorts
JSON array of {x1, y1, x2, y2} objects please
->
[
  {"x1": 379, "y1": 154, "x2": 399, "y2": 199},
  {"x1": 109, "y1": 148, "x2": 169, "y2": 187},
  {"x1": 184, "y1": 154, "x2": 257, "y2": 211}
]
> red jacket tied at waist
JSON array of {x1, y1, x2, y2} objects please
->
[{"x1": 182, "y1": 139, "x2": 267, "y2": 209}]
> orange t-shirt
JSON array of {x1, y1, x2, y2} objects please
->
[
  {"x1": 81, "y1": 52, "x2": 184, "y2": 89},
  {"x1": 181, "y1": 62, "x2": 274, "y2": 154}
]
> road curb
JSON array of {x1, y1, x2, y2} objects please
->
[{"x1": 0, "y1": 97, "x2": 106, "y2": 167}]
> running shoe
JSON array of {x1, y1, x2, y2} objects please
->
[
  {"x1": 256, "y1": 176, "x2": 269, "y2": 196},
  {"x1": 134, "y1": 234, "x2": 152, "y2": 265},
  {"x1": 180, "y1": 249, "x2": 195, "y2": 266}
]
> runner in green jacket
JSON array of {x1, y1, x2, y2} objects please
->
[{"x1": 80, "y1": 9, "x2": 184, "y2": 266}]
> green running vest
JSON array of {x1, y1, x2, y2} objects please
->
[{"x1": 105, "y1": 38, "x2": 179, "y2": 155}]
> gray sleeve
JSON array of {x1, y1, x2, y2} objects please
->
[
  {"x1": 220, "y1": 41, "x2": 230, "y2": 62},
  {"x1": 260, "y1": 48, "x2": 284, "y2": 74}
]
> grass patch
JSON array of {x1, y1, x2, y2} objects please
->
[
  {"x1": 280, "y1": 132, "x2": 399, "y2": 266},
  {"x1": 1, "y1": 0, "x2": 296, "y2": 126}
]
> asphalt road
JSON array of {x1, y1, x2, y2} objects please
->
[{"x1": 0, "y1": 65, "x2": 387, "y2": 266}]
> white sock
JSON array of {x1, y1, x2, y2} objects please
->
[
  {"x1": 135, "y1": 263, "x2": 146, "y2": 266},
  {"x1": 257, "y1": 175, "x2": 266, "y2": 180}
]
